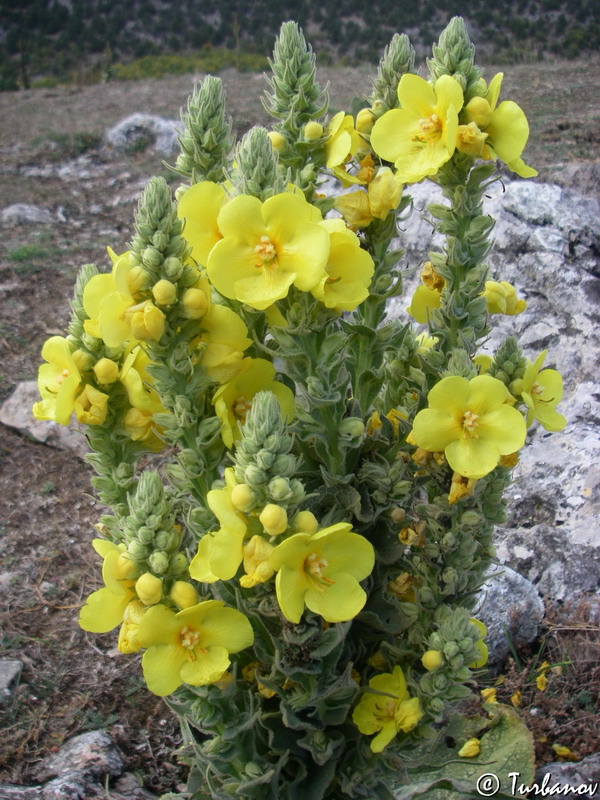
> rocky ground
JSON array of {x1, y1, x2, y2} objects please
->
[{"x1": 0, "y1": 60, "x2": 599, "y2": 796}]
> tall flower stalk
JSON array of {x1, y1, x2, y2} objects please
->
[{"x1": 34, "y1": 16, "x2": 564, "y2": 800}]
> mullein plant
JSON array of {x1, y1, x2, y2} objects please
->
[{"x1": 33, "y1": 17, "x2": 566, "y2": 800}]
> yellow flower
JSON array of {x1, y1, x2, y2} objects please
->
[
  {"x1": 324, "y1": 111, "x2": 364, "y2": 170},
  {"x1": 240, "y1": 535, "x2": 275, "y2": 589},
  {"x1": 511, "y1": 351, "x2": 566, "y2": 432},
  {"x1": 462, "y1": 73, "x2": 537, "y2": 178},
  {"x1": 212, "y1": 358, "x2": 295, "y2": 448},
  {"x1": 371, "y1": 74, "x2": 464, "y2": 184},
  {"x1": 481, "y1": 687, "x2": 497, "y2": 703},
  {"x1": 511, "y1": 690, "x2": 522, "y2": 708},
  {"x1": 32, "y1": 336, "x2": 82, "y2": 426},
  {"x1": 334, "y1": 191, "x2": 372, "y2": 228},
  {"x1": 406, "y1": 285, "x2": 442, "y2": 323},
  {"x1": 356, "y1": 108, "x2": 376, "y2": 135},
  {"x1": 138, "y1": 600, "x2": 254, "y2": 696},
  {"x1": 458, "y1": 738, "x2": 481, "y2": 758},
  {"x1": 120, "y1": 346, "x2": 167, "y2": 448},
  {"x1": 118, "y1": 599, "x2": 147, "y2": 654},
  {"x1": 269, "y1": 521, "x2": 375, "y2": 623},
  {"x1": 483, "y1": 280, "x2": 526, "y2": 315},
  {"x1": 470, "y1": 618, "x2": 489, "y2": 669},
  {"x1": 189, "y1": 468, "x2": 248, "y2": 582},
  {"x1": 259, "y1": 504, "x2": 288, "y2": 536},
  {"x1": 536, "y1": 660, "x2": 551, "y2": 691},
  {"x1": 207, "y1": 192, "x2": 329, "y2": 310},
  {"x1": 410, "y1": 375, "x2": 527, "y2": 479},
  {"x1": 448, "y1": 471, "x2": 478, "y2": 504},
  {"x1": 82, "y1": 252, "x2": 139, "y2": 348},
  {"x1": 352, "y1": 665, "x2": 423, "y2": 753},
  {"x1": 198, "y1": 304, "x2": 252, "y2": 384},
  {"x1": 130, "y1": 300, "x2": 166, "y2": 342},
  {"x1": 368, "y1": 167, "x2": 403, "y2": 219},
  {"x1": 311, "y1": 219, "x2": 374, "y2": 311},
  {"x1": 552, "y1": 744, "x2": 579, "y2": 761},
  {"x1": 79, "y1": 539, "x2": 137, "y2": 633},
  {"x1": 177, "y1": 181, "x2": 228, "y2": 267},
  {"x1": 74, "y1": 384, "x2": 109, "y2": 426}
]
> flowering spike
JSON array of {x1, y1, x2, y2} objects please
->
[
  {"x1": 231, "y1": 126, "x2": 288, "y2": 201},
  {"x1": 369, "y1": 33, "x2": 416, "y2": 115},
  {"x1": 172, "y1": 75, "x2": 233, "y2": 185},
  {"x1": 427, "y1": 16, "x2": 482, "y2": 98}
]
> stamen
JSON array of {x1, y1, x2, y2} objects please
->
[
  {"x1": 462, "y1": 410, "x2": 480, "y2": 439},
  {"x1": 180, "y1": 625, "x2": 200, "y2": 650},
  {"x1": 233, "y1": 396, "x2": 253, "y2": 423},
  {"x1": 254, "y1": 235, "x2": 278, "y2": 268}
]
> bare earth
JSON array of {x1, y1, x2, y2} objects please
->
[{"x1": 0, "y1": 60, "x2": 599, "y2": 791}]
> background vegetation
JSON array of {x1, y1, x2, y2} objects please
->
[{"x1": 0, "y1": 0, "x2": 599, "y2": 90}]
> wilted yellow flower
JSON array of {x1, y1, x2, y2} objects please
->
[
  {"x1": 552, "y1": 744, "x2": 578, "y2": 761},
  {"x1": 511, "y1": 690, "x2": 522, "y2": 708},
  {"x1": 74, "y1": 384, "x2": 109, "y2": 426},
  {"x1": 371, "y1": 74, "x2": 463, "y2": 184},
  {"x1": 458, "y1": 738, "x2": 480, "y2": 758},
  {"x1": 410, "y1": 375, "x2": 527, "y2": 479},
  {"x1": 352, "y1": 665, "x2": 423, "y2": 753},
  {"x1": 138, "y1": 600, "x2": 254, "y2": 696},
  {"x1": 448, "y1": 472, "x2": 478, "y2": 505},
  {"x1": 212, "y1": 358, "x2": 295, "y2": 448},
  {"x1": 481, "y1": 687, "x2": 497, "y2": 703},
  {"x1": 32, "y1": 336, "x2": 82, "y2": 426},
  {"x1": 269, "y1": 522, "x2": 375, "y2": 623},
  {"x1": 483, "y1": 280, "x2": 527, "y2": 315},
  {"x1": 207, "y1": 192, "x2": 329, "y2": 310},
  {"x1": 240, "y1": 535, "x2": 275, "y2": 589}
]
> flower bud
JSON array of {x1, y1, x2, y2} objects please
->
[
  {"x1": 244, "y1": 465, "x2": 268, "y2": 487},
  {"x1": 93, "y1": 357, "x2": 119, "y2": 385},
  {"x1": 356, "y1": 108, "x2": 375, "y2": 135},
  {"x1": 130, "y1": 301, "x2": 166, "y2": 341},
  {"x1": 128, "y1": 265, "x2": 149, "y2": 294},
  {"x1": 142, "y1": 246, "x2": 163, "y2": 268},
  {"x1": 170, "y1": 580, "x2": 198, "y2": 609},
  {"x1": 339, "y1": 418, "x2": 365, "y2": 438},
  {"x1": 135, "y1": 572, "x2": 163, "y2": 605},
  {"x1": 443, "y1": 642, "x2": 460, "y2": 659},
  {"x1": 152, "y1": 279, "x2": 178, "y2": 306},
  {"x1": 267, "y1": 476, "x2": 292, "y2": 502},
  {"x1": 72, "y1": 349, "x2": 93, "y2": 372},
  {"x1": 456, "y1": 122, "x2": 487, "y2": 157},
  {"x1": 422, "y1": 650, "x2": 444, "y2": 671},
  {"x1": 181, "y1": 287, "x2": 209, "y2": 319},
  {"x1": 303, "y1": 121, "x2": 324, "y2": 141},
  {"x1": 464, "y1": 96, "x2": 493, "y2": 129},
  {"x1": 230, "y1": 483, "x2": 256, "y2": 512},
  {"x1": 116, "y1": 552, "x2": 139, "y2": 580},
  {"x1": 163, "y1": 256, "x2": 183, "y2": 281},
  {"x1": 169, "y1": 552, "x2": 189, "y2": 575},
  {"x1": 259, "y1": 504, "x2": 288, "y2": 536},
  {"x1": 148, "y1": 551, "x2": 169, "y2": 575},
  {"x1": 152, "y1": 231, "x2": 169, "y2": 250},
  {"x1": 292, "y1": 510, "x2": 318, "y2": 535},
  {"x1": 138, "y1": 526, "x2": 155, "y2": 545},
  {"x1": 127, "y1": 540, "x2": 148, "y2": 560},
  {"x1": 268, "y1": 131, "x2": 286, "y2": 151}
]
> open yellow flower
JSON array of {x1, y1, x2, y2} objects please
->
[
  {"x1": 324, "y1": 111, "x2": 364, "y2": 171},
  {"x1": 461, "y1": 73, "x2": 537, "y2": 178},
  {"x1": 269, "y1": 521, "x2": 375, "y2": 623},
  {"x1": 198, "y1": 304, "x2": 252, "y2": 384},
  {"x1": 352, "y1": 665, "x2": 423, "y2": 753},
  {"x1": 511, "y1": 351, "x2": 566, "y2": 431},
  {"x1": 138, "y1": 600, "x2": 254, "y2": 696},
  {"x1": 178, "y1": 181, "x2": 228, "y2": 267},
  {"x1": 32, "y1": 336, "x2": 82, "y2": 426},
  {"x1": 410, "y1": 375, "x2": 527, "y2": 479},
  {"x1": 120, "y1": 346, "x2": 167, "y2": 448},
  {"x1": 79, "y1": 539, "x2": 137, "y2": 633},
  {"x1": 311, "y1": 219, "x2": 374, "y2": 311},
  {"x1": 406, "y1": 284, "x2": 442, "y2": 323},
  {"x1": 189, "y1": 468, "x2": 249, "y2": 582},
  {"x1": 83, "y1": 252, "x2": 138, "y2": 348},
  {"x1": 212, "y1": 358, "x2": 295, "y2": 448},
  {"x1": 207, "y1": 192, "x2": 329, "y2": 310},
  {"x1": 371, "y1": 74, "x2": 463, "y2": 184}
]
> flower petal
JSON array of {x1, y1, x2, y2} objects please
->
[
  {"x1": 445, "y1": 437, "x2": 501, "y2": 479},
  {"x1": 275, "y1": 566, "x2": 309, "y2": 623},
  {"x1": 488, "y1": 101, "x2": 530, "y2": 165},
  {"x1": 397, "y1": 74, "x2": 436, "y2": 117},
  {"x1": 305, "y1": 571, "x2": 367, "y2": 622},
  {"x1": 142, "y1": 644, "x2": 187, "y2": 696},
  {"x1": 180, "y1": 645, "x2": 231, "y2": 685}
]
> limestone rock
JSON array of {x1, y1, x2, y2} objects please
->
[
  {"x1": 0, "y1": 660, "x2": 23, "y2": 705},
  {"x1": 105, "y1": 113, "x2": 182, "y2": 156},
  {"x1": 0, "y1": 382, "x2": 88, "y2": 458},
  {"x1": 534, "y1": 753, "x2": 600, "y2": 799},
  {"x1": 37, "y1": 731, "x2": 124, "y2": 783},
  {"x1": 1, "y1": 204, "x2": 54, "y2": 225},
  {"x1": 0, "y1": 786, "x2": 43, "y2": 799},
  {"x1": 388, "y1": 177, "x2": 600, "y2": 599},
  {"x1": 475, "y1": 566, "x2": 545, "y2": 668}
]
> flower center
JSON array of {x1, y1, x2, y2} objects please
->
[
  {"x1": 418, "y1": 113, "x2": 443, "y2": 142},
  {"x1": 304, "y1": 552, "x2": 335, "y2": 591},
  {"x1": 375, "y1": 698, "x2": 397, "y2": 720},
  {"x1": 233, "y1": 396, "x2": 253, "y2": 423},
  {"x1": 462, "y1": 410, "x2": 480, "y2": 438},
  {"x1": 56, "y1": 368, "x2": 71, "y2": 385},
  {"x1": 254, "y1": 235, "x2": 278, "y2": 268},
  {"x1": 180, "y1": 625, "x2": 200, "y2": 650}
]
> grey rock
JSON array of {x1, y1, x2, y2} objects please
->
[
  {"x1": 42, "y1": 773, "x2": 101, "y2": 800},
  {"x1": 1, "y1": 204, "x2": 54, "y2": 225},
  {"x1": 534, "y1": 753, "x2": 600, "y2": 799},
  {"x1": 105, "y1": 113, "x2": 182, "y2": 156},
  {"x1": 389, "y1": 178, "x2": 600, "y2": 599},
  {"x1": 0, "y1": 660, "x2": 23, "y2": 705},
  {"x1": 0, "y1": 382, "x2": 88, "y2": 458},
  {"x1": 37, "y1": 731, "x2": 124, "y2": 783},
  {"x1": 475, "y1": 566, "x2": 544, "y2": 668},
  {"x1": 111, "y1": 774, "x2": 157, "y2": 799}
]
